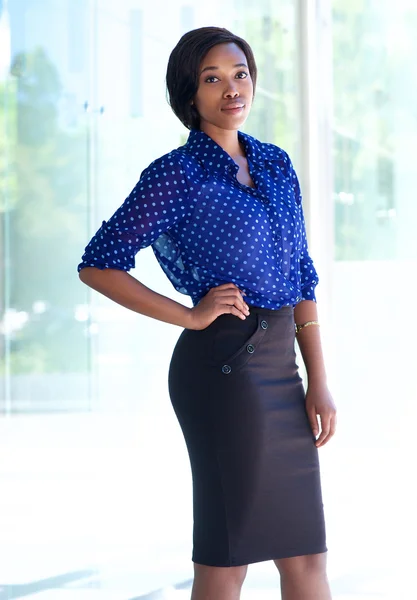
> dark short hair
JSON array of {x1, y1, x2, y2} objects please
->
[{"x1": 166, "y1": 26, "x2": 257, "y2": 130}]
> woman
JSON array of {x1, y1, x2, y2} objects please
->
[{"x1": 78, "y1": 26, "x2": 336, "y2": 600}]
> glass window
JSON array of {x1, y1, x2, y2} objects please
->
[
  {"x1": 0, "y1": 1, "x2": 304, "y2": 595},
  {"x1": 329, "y1": 0, "x2": 417, "y2": 596},
  {"x1": 3, "y1": 0, "x2": 413, "y2": 596}
]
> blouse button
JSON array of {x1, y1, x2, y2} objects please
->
[
  {"x1": 260, "y1": 320, "x2": 268, "y2": 330},
  {"x1": 246, "y1": 344, "x2": 255, "y2": 354},
  {"x1": 221, "y1": 364, "x2": 232, "y2": 375}
]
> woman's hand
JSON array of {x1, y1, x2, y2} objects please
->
[
  {"x1": 187, "y1": 283, "x2": 250, "y2": 330},
  {"x1": 305, "y1": 382, "x2": 337, "y2": 448}
]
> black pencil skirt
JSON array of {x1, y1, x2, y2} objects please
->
[{"x1": 168, "y1": 305, "x2": 327, "y2": 567}]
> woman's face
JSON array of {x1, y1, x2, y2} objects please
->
[{"x1": 193, "y1": 42, "x2": 254, "y2": 132}]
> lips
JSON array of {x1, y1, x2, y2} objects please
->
[{"x1": 221, "y1": 103, "x2": 245, "y2": 111}]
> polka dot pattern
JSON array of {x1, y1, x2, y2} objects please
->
[{"x1": 78, "y1": 129, "x2": 319, "y2": 309}]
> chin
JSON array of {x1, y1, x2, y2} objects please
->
[
  {"x1": 222, "y1": 110, "x2": 250, "y2": 127},
  {"x1": 226, "y1": 116, "x2": 249, "y2": 130}
]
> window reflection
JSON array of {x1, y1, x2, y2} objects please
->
[{"x1": 0, "y1": 0, "x2": 416, "y2": 597}]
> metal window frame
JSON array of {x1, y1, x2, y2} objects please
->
[{"x1": 296, "y1": 0, "x2": 334, "y2": 325}]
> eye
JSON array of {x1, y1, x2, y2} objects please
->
[
  {"x1": 236, "y1": 71, "x2": 249, "y2": 79},
  {"x1": 205, "y1": 75, "x2": 219, "y2": 83}
]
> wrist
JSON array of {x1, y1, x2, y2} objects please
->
[
  {"x1": 181, "y1": 306, "x2": 195, "y2": 329},
  {"x1": 307, "y1": 373, "x2": 327, "y2": 388}
]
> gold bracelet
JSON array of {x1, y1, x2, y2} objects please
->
[{"x1": 295, "y1": 320, "x2": 319, "y2": 335}]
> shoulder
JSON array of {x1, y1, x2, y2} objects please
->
[
  {"x1": 135, "y1": 149, "x2": 194, "y2": 195},
  {"x1": 140, "y1": 146, "x2": 199, "y2": 183},
  {"x1": 142, "y1": 148, "x2": 189, "y2": 174}
]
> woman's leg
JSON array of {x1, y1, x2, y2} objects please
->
[
  {"x1": 191, "y1": 563, "x2": 248, "y2": 600},
  {"x1": 274, "y1": 552, "x2": 332, "y2": 600}
]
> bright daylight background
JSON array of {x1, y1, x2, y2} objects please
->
[{"x1": 1, "y1": 0, "x2": 416, "y2": 598}]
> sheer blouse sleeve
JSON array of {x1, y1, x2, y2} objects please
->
[
  {"x1": 285, "y1": 153, "x2": 319, "y2": 302},
  {"x1": 77, "y1": 152, "x2": 191, "y2": 273}
]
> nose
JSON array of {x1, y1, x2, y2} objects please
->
[{"x1": 223, "y1": 81, "x2": 239, "y2": 98}]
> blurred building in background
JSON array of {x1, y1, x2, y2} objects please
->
[{"x1": 0, "y1": 1, "x2": 416, "y2": 598}]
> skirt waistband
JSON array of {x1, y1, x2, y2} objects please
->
[{"x1": 247, "y1": 304, "x2": 294, "y2": 317}]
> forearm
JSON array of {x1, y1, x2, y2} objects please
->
[
  {"x1": 79, "y1": 267, "x2": 192, "y2": 328},
  {"x1": 294, "y1": 299, "x2": 327, "y2": 386}
]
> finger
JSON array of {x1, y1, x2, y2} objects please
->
[
  {"x1": 215, "y1": 292, "x2": 247, "y2": 308},
  {"x1": 315, "y1": 426, "x2": 330, "y2": 446},
  {"x1": 317, "y1": 420, "x2": 336, "y2": 447},
  {"x1": 214, "y1": 287, "x2": 247, "y2": 303},
  {"x1": 327, "y1": 414, "x2": 337, "y2": 440},
  {"x1": 318, "y1": 410, "x2": 338, "y2": 446},
  {"x1": 315, "y1": 415, "x2": 332, "y2": 447},
  {"x1": 307, "y1": 410, "x2": 320, "y2": 438},
  {"x1": 215, "y1": 292, "x2": 250, "y2": 316},
  {"x1": 214, "y1": 282, "x2": 245, "y2": 294},
  {"x1": 225, "y1": 305, "x2": 249, "y2": 320},
  {"x1": 214, "y1": 283, "x2": 248, "y2": 301},
  {"x1": 209, "y1": 295, "x2": 245, "y2": 317}
]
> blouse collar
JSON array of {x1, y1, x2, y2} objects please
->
[{"x1": 183, "y1": 128, "x2": 271, "y2": 174}]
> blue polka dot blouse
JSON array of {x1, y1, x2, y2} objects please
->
[{"x1": 77, "y1": 128, "x2": 319, "y2": 309}]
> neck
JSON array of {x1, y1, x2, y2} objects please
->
[{"x1": 199, "y1": 122, "x2": 245, "y2": 160}]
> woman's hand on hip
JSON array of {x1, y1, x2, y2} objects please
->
[
  {"x1": 187, "y1": 283, "x2": 250, "y2": 330},
  {"x1": 305, "y1": 383, "x2": 337, "y2": 448}
]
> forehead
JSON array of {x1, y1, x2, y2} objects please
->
[{"x1": 200, "y1": 42, "x2": 247, "y2": 66}]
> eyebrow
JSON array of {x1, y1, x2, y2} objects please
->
[{"x1": 200, "y1": 63, "x2": 248, "y2": 75}]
